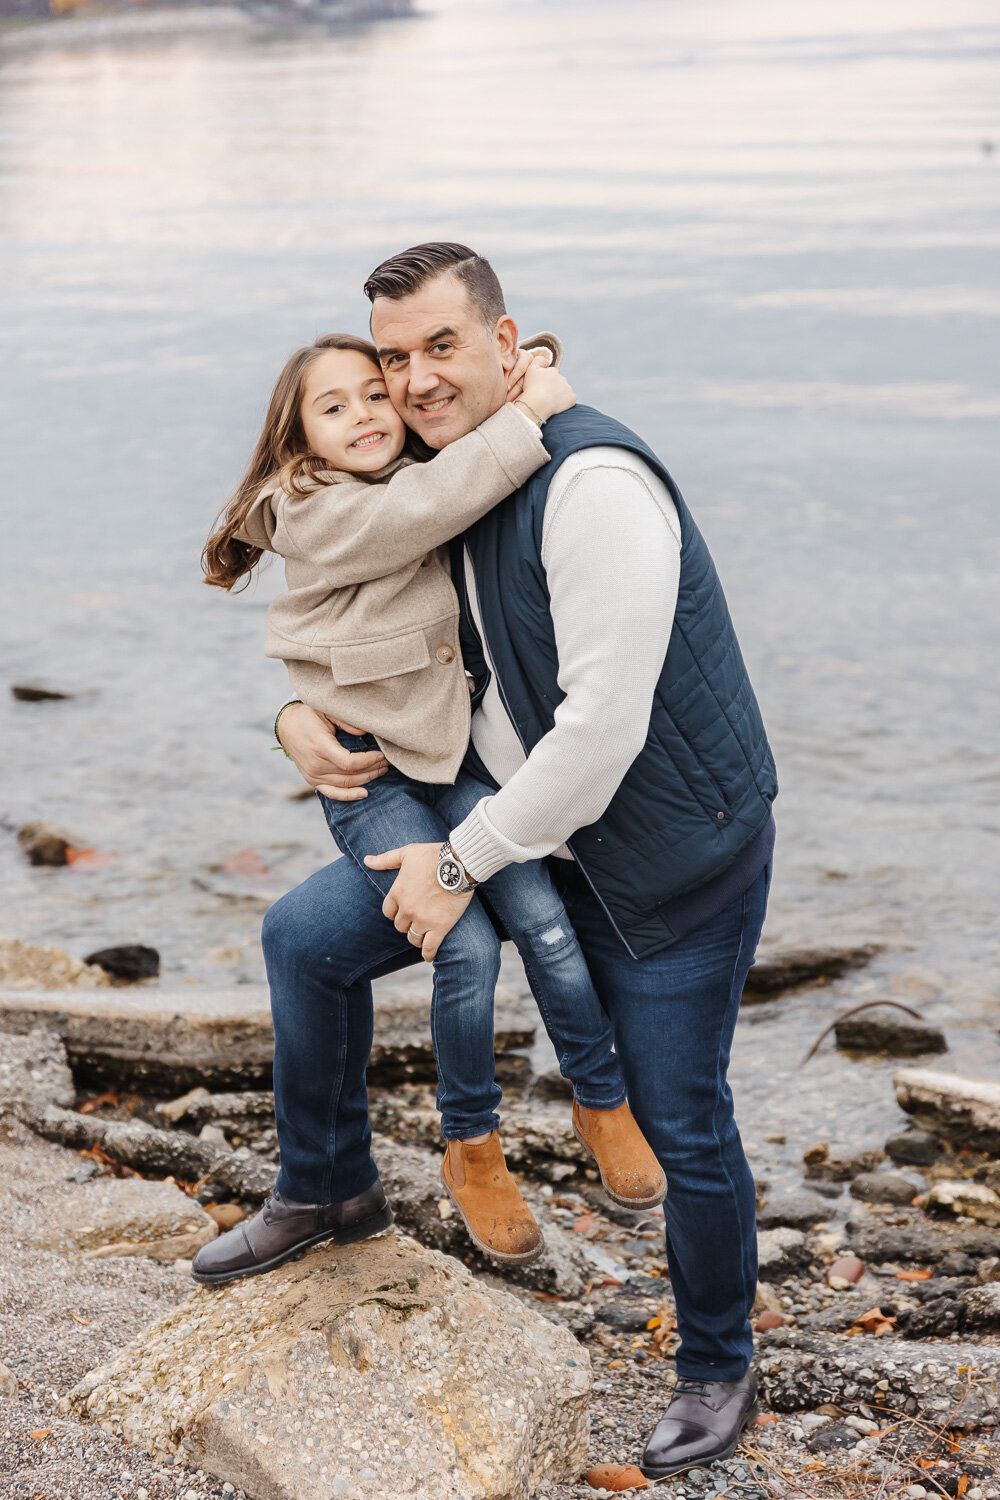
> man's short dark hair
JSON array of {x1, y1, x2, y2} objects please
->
[{"x1": 363, "y1": 242, "x2": 506, "y2": 329}]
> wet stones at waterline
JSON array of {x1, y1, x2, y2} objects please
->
[
  {"x1": 741, "y1": 943, "x2": 880, "y2": 1001},
  {"x1": 894, "y1": 1068, "x2": 1000, "y2": 1153},
  {"x1": 834, "y1": 1007, "x2": 947, "y2": 1057}
]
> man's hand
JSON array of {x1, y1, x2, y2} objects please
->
[
  {"x1": 364, "y1": 842, "x2": 474, "y2": 961},
  {"x1": 276, "y1": 702, "x2": 388, "y2": 801}
]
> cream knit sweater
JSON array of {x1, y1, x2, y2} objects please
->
[{"x1": 449, "y1": 446, "x2": 682, "y2": 883}]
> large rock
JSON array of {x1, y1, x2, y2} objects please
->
[
  {"x1": 0, "y1": 936, "x2": 108, "y2": 990},
  {"x1": 29, "y1": 1177, "x2": 217, "y2": 1260},
  {"x1": 835, "y1": 1009, "x2": 947, "y2": 1057},
  {"x1": 893, "y1": 1068, "x2": 1000, "y2": 1153},
  {"x1": 756, "y1": 1226, "x2": 809, "y2": 1282},
  {"x1": 0, "y1": 987, "x2": 274, "y2": 1091},
  {"x1": 0, "y1": 975, "x2": 535, "y2": 1092},
  {"x1": 846, "y1": 1210, "x2": 999, "y2": 1269},
  {"x1": 962, "y1": 1284, "x2": 1000, "y2": 1330},
  {"x1": 757, "y1": 1330, "x2": 999, "y2": 1429},
  {"x1": 756, "y1": 1190, "x2": 831, "y2": 1231},
  {"x1": 884, "y1": 1128, "x2": 943, "y2": 1166},
  {"x1": 741, "y1": 944, "x2": 878, "y2": 1000},
  {"x1": 66, "y1": 1233, "x2": 591, "y2": 1500},
  {"x1": 21, "y1": 1103, "x2": 278, "y2": 1201},
  {"x1": 848, "y1": 1170, "x2": 923, "y2": 1206},
  {"x1": 925, "y1": 1179, "x2": 1000, "y2": 1227},
  {"x1": 0, "y1": 1024, "x2": 74, "y2": 1111}
]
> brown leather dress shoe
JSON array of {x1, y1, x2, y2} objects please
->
[
  {"x1": 190, "y1": 1180, "x2": 393, "y2": 1285},
  {"x1": 640, "y1": 1370, "x2": 760, "y2": 1479},
  {"x1": 572, "y1": 1100, "x2": 667, "y2": 1209},
  {"x1": 441, "y1": 1131, "x2": 544, "y2": 1265}
]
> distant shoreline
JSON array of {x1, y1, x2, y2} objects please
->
[{"x1": 0, "y1": 0, "x2": 414, "y2": 48}]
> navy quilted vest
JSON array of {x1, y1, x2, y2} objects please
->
[{"x1": 459, "y1": 404, "x2": 777, "y2": 958}]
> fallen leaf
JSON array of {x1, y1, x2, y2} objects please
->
[
  {"x1": 78, "y1": 1091, "x2": 120, "y2": 1114},
  {"x1": 645, "y1": 1315, "x2": 662, "y2": 1331},
  {"x1": 607, "y1": 1358, "x2": 626, "y2": 1369},
  {"x1": 572, "y1": 1212, "x2": 595, "y2": 1235},
  {"x1": 895, "y1": 1268, "x2": 933, "y2": 1282},
  {"x1": 803, "y1": 1462, "x2": 827, "y2": 1472},
  {"x1": 754, "y1": 1413, "x2": 779, "y2": 1426},
  {"x1": 222, "y1": 848, "x2": 269, "y2": 878},
  {"x1": 585, "y1": 1464, "x2": 649, "y2": 1492},
  {"x1": 533, "y1": 1292, "x2": 563, "y2": 1303},
  {"x1": 957, "y1": 1476, "x2": 969, "y2": 1497},
  {"x1": 851, "y1": 1307, "x2": 897, "y2": 1338},
  {"x1": 66, "y1": 848, "x2": 115, "y2": 871},
  {"x1": 79, "y1": 1144, "x2": 138, "y2": 1178},
  {"x1": 69, "y1": 1311, "x2": 90, "y2": 1325},
  {"x1": 28, "y1": 1429, "x2": 52, "y2": 1441}
]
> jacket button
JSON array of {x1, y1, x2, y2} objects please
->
[
  {"x1": 436, "y1": 644, "x2": 456, "y2": 665},
  {"x1": 716, "y1": 810, "x2": 726, "y2": 820}
]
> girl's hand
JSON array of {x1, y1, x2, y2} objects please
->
[
  {"x1": 277, "y1": 703, "x2": 388, "y2": 800},
  {"x1": 521, "y1": 360, "x2": 576, "y2": 422},
  {"x1": 505, "y1": 345, "x2": 552, "y2": 405}
]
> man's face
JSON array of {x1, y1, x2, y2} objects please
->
[{"x1": 370, "y1": 271, "x2": 518, "y2": 449}]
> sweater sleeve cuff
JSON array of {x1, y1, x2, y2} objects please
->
[
  {"x1": 449, "y1": 798, "x2": 517, "y2": 884},
  {"x1": 477, "y1": 403, "x2": 549, "y2": 487}
]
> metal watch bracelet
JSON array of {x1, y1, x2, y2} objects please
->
[{"x1": 436, "y1": 841, "x2": 478, "y2": 894}]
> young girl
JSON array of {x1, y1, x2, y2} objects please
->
[{"x1": 203, "y1": 332, "x2": 665, "y2": 1266}]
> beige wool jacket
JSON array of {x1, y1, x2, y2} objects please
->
[{"x1": 238, "y1": 400, "x2": 551, "y2": 783}]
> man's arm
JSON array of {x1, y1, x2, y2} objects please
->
[{"x1": 449, "y1": 456, "x2": 681, "y2": 879}]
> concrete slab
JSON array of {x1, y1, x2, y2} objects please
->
[{"x1": 0, "y1": 968, "x2": 537, "y2": 1092}]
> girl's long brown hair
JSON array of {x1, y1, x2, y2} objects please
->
[{"x1": 202, "y1": 332, "x2": 383, "y2": 591}]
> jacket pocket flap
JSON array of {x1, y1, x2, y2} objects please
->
[{"x1": 330, "y1": 631, "x2": 431, "y2": 687}]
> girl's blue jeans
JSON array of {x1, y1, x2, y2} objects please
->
[{"x1": 313, "y1": 736, "x2": 625, "y2": 1140}]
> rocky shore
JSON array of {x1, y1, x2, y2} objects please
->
[{"x1": 2, "y1": 936, "x2": 999, "y2": 1499}]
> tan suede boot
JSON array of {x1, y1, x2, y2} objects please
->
[
  {"x1": 573, "y1": 1100, "x2": 667, "y2": 1209},
  {"x1": 441, "y1": 1131, "x2": 544, "y2": 1264}
]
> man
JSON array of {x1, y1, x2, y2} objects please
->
[{"x1": 194, "y1": 244, "x2": 777, "y2": 1479}]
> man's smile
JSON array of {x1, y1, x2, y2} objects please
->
[{"x1": 412, "y1": 393, "x2": 457, "y2": 415}]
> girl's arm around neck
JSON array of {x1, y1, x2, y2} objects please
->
[{"x1": 274, "y1": 405, "x2": 548, "y2": 588}]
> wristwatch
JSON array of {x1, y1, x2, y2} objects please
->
[{"x1": 436, "y1": 841, "x2": 478, "y2": 894}]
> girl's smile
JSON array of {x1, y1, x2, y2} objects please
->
[{"x1": 300, "y1": 347, "x2": 407, "y2": 474}]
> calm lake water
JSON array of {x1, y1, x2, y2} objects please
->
[{"x1": 2, "y1": 0, "x2": 998, "y2": 1170}]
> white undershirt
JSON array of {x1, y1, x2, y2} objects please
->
[{"x1": 448, "y1": 446, "x2": 682, "y2": 883}]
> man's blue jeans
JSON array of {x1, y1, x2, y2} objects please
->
[
  {"x1": 262, "y1": 845, "x2": 769, "y2": 1380},
  {"x1": 314, "y1": 744, "x2": 624, "y2": 1138}
]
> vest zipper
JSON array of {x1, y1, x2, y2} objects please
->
[{"x1": 462, "y1": 546, "x2": 638, "y2": 960}]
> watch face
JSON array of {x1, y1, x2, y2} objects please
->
[{"x1": 439, "y1": 858, "x2": 462, "y2": 889}]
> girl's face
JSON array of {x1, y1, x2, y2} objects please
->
[{"x1": 300, "y1": 348, "x2": 407, "y2": 473}]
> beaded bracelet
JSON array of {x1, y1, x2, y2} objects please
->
[
  {"x1": 513, "y1": 397, "x2": 544, "y2": 428},
  {"x1": 272, "y1": 699, "x2": 302, "y2": 757}
]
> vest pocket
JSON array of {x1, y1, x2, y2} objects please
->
[{"x1": 329, "y1": 630, "x2": 431, "y2": 686}]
